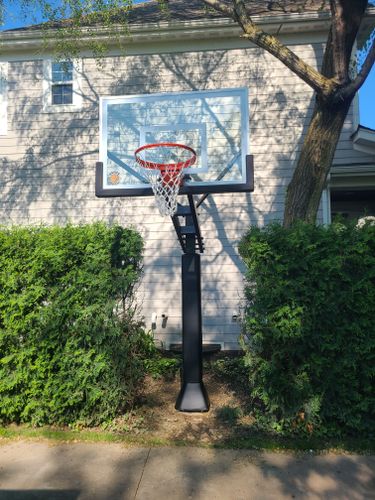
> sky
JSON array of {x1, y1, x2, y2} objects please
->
[{"x1": 1, "y1": 0, "x2": 374, "y2": 129}]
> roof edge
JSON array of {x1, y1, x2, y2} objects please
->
[
  {"x1": 352, "y1": 125, "x2": 375, "y2": 157},
  {"x1": 0, "y1": 11, "x2": 333, "y2": 51},
  {"x1": 1, "y1": 7, "x2": 373, "y2": 54}
]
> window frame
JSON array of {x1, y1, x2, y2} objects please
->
[
  {"x1": 43, "y1": 59, "x2": 82, "y2": 112},
  {"x1": 0, "y1": 61, "x2": 8, "y2": 135}
]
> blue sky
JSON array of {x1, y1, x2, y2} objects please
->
[
  {"x1": 361, "y1": 68, "x2": 375, "y2": 128},
  {"x1": 1, "y1": 0, "x2": 374, "y2": 129}
]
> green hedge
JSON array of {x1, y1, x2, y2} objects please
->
[
  {"x1": 0, "y1": 223, "x2": 148, "y2": 426},
  {"x1": 239, "y1": 222, "x2": 375, "y2": 436}
]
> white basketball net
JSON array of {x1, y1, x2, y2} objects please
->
[{"x1": 134, "y1": 143, "x2": 196, "y2": 217}]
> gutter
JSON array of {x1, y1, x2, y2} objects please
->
[
  {"x1": 351, "y1": 125, "x2": 375, "y2": 156},
  {"x1": 1, "y1": 6, "x2": 373, "y2": 54},
  {"x1": 0, "y1": 11, "x2": 335, "y2": 52}
]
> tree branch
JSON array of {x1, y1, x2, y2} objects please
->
[
  {"x1": 200, "y1": 0, "x2": 235, "y2": 18},
  {"x1": 333, "y1": 37, "x2": 375, "y2": 102},
  {"x1": 242, "y1": 30, "x2": 339, "y2": 96},
  {"x1": 237, "y1": 14, "x2": 336, "y2": 96},
  {"x1": 201, "y1": 0, "x2": 337, "y2": 98},
  {"x1": 329, "y1": 0, "x2": 347, "y2": 82},
  {"x1": 329, "y1": 0, "x2": 368, "y2": 84}
]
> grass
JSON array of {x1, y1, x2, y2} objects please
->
[
  {"x1": 0, "y1": 425, "x2": 374, "y2": 454},
  {"x1": 0, "y1": 425, "x2": 170, "y2": 447},
  {"x1": 213, "y1": 434, "x2": 375, "y2": 454}
]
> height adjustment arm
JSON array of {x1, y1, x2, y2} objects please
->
[{"x1": 171, "y1": 194, "x2": 204, "y2": 254}]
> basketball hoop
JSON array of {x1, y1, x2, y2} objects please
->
[{"x1": 134, "y1": 142, "x2": 196, "y2": 216}]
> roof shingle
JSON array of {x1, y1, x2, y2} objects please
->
[{"x1": 8, "y1": 0, "x2": 330, "y2": 32}]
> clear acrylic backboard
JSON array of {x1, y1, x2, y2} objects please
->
[{"x1": 96, "y1": 87, "x2": 253, "y2": 197}]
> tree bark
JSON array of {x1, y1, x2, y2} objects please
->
[{"x1": 283, "y1": 97, "x2": 351, "y2": 227}]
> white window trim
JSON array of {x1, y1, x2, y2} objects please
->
[
  {"x1": 353, "y1": 92, "x2": 360, "y2": 131},
  {"x1": 0, "y1": 62, "x2": 8, "y2": 135},
  {"x1": 42, "y1": 59, "x2": 83, "y2": 113},
  {"x1": 350, "y1": 40, "x2": 360, "y2": 131}
]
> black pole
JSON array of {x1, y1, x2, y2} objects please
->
[{"x1": 175, "y1": 221, "x2": 209, "y2": 412}]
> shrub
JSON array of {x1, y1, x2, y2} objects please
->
[
  {"x1": 0, "y1": 223, "x2": 148, "y2": 426},
  {"x1": 238, "y1": 221, "x2": 375, "y2": 436},
  {"x1": 144, "y1": 355, "x2": 180, "y2": 381}
]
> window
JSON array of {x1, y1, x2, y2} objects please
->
[
  {"x1": 331, "y1": 188, "x2": 375, "y2": 221},
  {"x1": 323, "y1": 172, "x2": 375, "y2": 224},
  {"x1": 0, "y1": 62, "x2": 7, "y2": 135},
  {"x1": 51, "y1": 61, "x2": 73, "y2": 105},
  {"x1": 43, "y1": 59, "x2": 82, "y2": 112}
]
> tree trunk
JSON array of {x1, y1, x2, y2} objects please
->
[{"x1": 283, "y1": 96, "x2": 352, "y2": 227}]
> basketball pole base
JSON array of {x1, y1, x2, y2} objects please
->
[
  {"x1": 176, "y1": 251, "x2": 210, "y2": 413},
  {"x1": 175, "y1": 382, "x2": 209, "y2": 412}
]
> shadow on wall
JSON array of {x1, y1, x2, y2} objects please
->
[
  {"x1": 1, "y1": 48, "x2": 317, "y2": 230},
  {"x1": 1, "y1": 62, "x2": 100, "y2": 225}
]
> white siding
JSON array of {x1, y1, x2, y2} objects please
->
[
  {"x1": 0, "y1": 39, "x2": 361, "y2": 349},
  {"x1": 0, "y1": 62, "x2": 8, "y2": 135}
]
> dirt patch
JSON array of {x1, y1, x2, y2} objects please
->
[{"x1": 115, "y1": 369, "x2": 253, "y2": 445}]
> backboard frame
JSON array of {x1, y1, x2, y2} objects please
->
[{"x1": 95, "y1": 155, "x2": 254, "y2": 197}]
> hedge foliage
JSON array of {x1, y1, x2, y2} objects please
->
[
  {"x1": 0, "y1": 223, "x2": 148, "y2": 426},
  {"x1": 239, "y1": 222, "x2": 375, "y2": 436}
]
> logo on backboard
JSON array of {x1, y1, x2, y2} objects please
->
[{"x1": 108, "y1": 171, "x2": 121, "y2": 185}]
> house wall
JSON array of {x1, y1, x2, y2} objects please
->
[{"x1": 0, "y1": 34, "x2": 363, "y2": 349}]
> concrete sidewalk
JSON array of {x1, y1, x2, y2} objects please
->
[{"x1": 0, "y1": 441, "x2": 374, "y2": 500}]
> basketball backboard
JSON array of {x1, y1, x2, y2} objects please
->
[{"x1": 96, "y1": 87, "x2": 253, "y2": 197}]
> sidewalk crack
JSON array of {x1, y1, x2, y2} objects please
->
[{"x1": 133, "y1": 447, "x2": 151, "y2": 499}]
